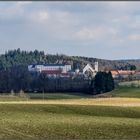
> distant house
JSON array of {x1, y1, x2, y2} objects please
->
[
  {"x1": 111, "y1": 70, "x2": 136, "y2": 79},
  {"x1": 111, "y1": 70, "x2": 120, "y2": 78}
]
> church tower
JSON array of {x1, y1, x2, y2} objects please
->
[{"x1": 95, "y1": 62, "x2": 98, "y2": 72}]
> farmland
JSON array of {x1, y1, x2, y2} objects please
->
[
  {"x1": 0, "y1": 104, "x2": 140, "y2": 139},
  {"x1": 0, "y1": 86, "x2": 140, "y2": 139}
]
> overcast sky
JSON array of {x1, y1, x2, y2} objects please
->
[{"x1": 0, "y1": 2, "x2": 140, "y2": 60}]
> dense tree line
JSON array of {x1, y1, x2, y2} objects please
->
[
  {"x1": 116, "y1": 64, "x2": 136, "y2": 70},
  {"x1": 0, "y1": 65, "x2": 114, "y2": 94},
  {"x1": 0, "y1": 65, "x2": 90, "y2": 93}
]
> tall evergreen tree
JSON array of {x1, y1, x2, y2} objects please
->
[{"x1": 94, "y1": 71, "x2": 114, "y2": 94}]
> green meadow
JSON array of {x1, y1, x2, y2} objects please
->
[
  {"x1": 28, "y1": 92, "x2": 94, "y2": 100},
  {"x1": 0, "y1": 85, "x2": 140, "y2": 139},
  {"x1": 0, "y1": 104, "x2": 140, "y2": 139},
  {"x1": 109, "y1": 87, "x2": 140, "y2": 98}
]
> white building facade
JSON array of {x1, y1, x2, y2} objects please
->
[
  {"x1": 28, "y1": 64, "x2": 71, "y2": 73},
  {"x1": 83, "y1": 62, "x2": 98, "y2": 77}
]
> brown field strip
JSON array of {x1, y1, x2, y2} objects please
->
[{"x1": 0, "y1": 97, "x2": 140, "y2": 106}]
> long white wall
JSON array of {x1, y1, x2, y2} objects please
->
[{"x1": 28, "y1": 65, "x2": 71, "y2": 73}]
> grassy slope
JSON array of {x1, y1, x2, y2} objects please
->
[
  {"x1": 0, "y1": 87, "x2": 140, "y2": 139},
  {"x1": 0, "y1": 104, "x2": 140, "y2": 139},
  {"x1": 28, "y1": 93, "x2": 93, "y2": 100},
  {"x1": 106, "y1": 87, "x2": 140, "y2": 98},
  {"x1": 1, "y1": 83, "x2": 140, "y2": 100},
  {"x1": 119, "y1": 80, "x2": 140, "y2": 87},
  {"x1": 29, "y1": 83, "x2": 140, "y2": 99},
  {"x1": 37, "y1": 86, "x2": 140, "y2": 99},
  {"x1": 0, "y1": 86, "x2": 140, "y2": 139},
  {"x1": 0, "y1": 95, "x2": 28, "y2": 101}
]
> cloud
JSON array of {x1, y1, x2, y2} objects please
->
[
  {"x1": 0, "y1": 4, "x2": 23, "y2": 17},
  {"x1": 15, "y1": 1, "x2": 32, "y2": 9},
  {"x1": 16, "y1": 1, "x2": 32, "y2": 6},
  {"x1": 75, "y1": 26, "x2": 120, "y2": 41},
  {"x1": 0, "y1": 2, "x2": 30, "y2": 21},
  {"x1": 0, "y1": 2, "x2": 140, "y2": 59},
  {"x1": 29, "y1": 10, "x2": 49, "y2": 23},
  {"x1": 39, "y1": 11, "x2": 49, "y2": 21},
  {"x1": 76, "y1": 28, "x2": 92, "y2": 40},
  {"x1": 128, "y1": 34, "x2": 140, "y2": 41}
]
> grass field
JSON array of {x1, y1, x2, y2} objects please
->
[
  {"x1": 0, "y1": 95, "x2": 28, "y2": 101},
  {"x1": 0, "y1": 104, "x2": 140, "y2": 139},
  {"x1": 28, "y1": 92, "x2": 94, "y2": 100},
  {"x1": 1, "y1": 84, "x2": 140, "y2": 101},
  {"x1": 0, "y1": 85, "x2": 140, "y2": 139},
  {"x1": 119, "y1": 80, "x2": 140, "y2": 87},
  {"x1": 28, "y1": 83, "x2": 140, "y2": 99},
  {"x1": 96, "y1": 86, "x2": 140, "y2": 98}
]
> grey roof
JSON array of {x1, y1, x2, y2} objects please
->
[
  {"x1": 43, "y1": 64, "x2": 65, "y2": 66},
  {"x1": 29, "y1": 64, "x2": 68, "y2": 68}
]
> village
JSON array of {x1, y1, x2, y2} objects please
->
[{"x1": 28, "y1": 62, "x2": 140, "y2": 82}]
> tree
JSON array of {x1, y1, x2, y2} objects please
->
[
  {"x1": 93, "y1": 71, "x2": 114, "y2": 94},
  {"x1": 130, "y1": 65, "x2": 136, "y2": 70},
  {"x1": 105, "y1": 71, "x2": 114, "y2": 92},
  {"x1": 94, "y1": 72, "x2": 106, "y2": 93},
  {"x1": 38, "y1": 73, "x2": 48, "y2": 93}
]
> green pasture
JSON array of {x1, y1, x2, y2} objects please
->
[
  {"x1": 0, "y1": 83, "x2": 139, "y2": 139},
  {"x1": 28, "y1": 92, "x2": 93, "y2": 100},
  {"x1": 0, "y1": 104, "x2": 140, "y2": 139},
  {"x1": 0, "y1": 95, "x2": 28, "y2": 101},
  {"x1": 119, "y1": 80, "x2": 140, "y2": 87},
  {"x1": 109, "y1": 87, "x2": 140, "y2": 98},
  {"x1": 0, "y1": 84, "x2": 140, "y2": 101},
  {"x1": 95, "y1": 81, "x2": 140, "y2": 98}
]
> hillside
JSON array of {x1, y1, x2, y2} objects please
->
[{"x1": 0, "y1": 48, "x2": 139, "y2": 71}]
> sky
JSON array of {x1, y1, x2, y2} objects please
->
[{"x1": 0, "y1": 1, "x2": 140, "y2": 60}]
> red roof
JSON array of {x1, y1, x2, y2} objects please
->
[
  {"x1": 118, "y1": 70, "x2": 135, "y2": 75},
  {"x1": 111, "y1": 70, "x2": 119, "y2": 75},
  {"x1": 111, "y1": 70, "x2": 135, "y2": 76},
  {"x1": 41, "y1": 70, "x2": 62, "y2": 74}
]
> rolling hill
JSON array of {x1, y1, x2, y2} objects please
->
[{"x1": 0, "y1": 48, "x2": 140, "y2": 71}]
